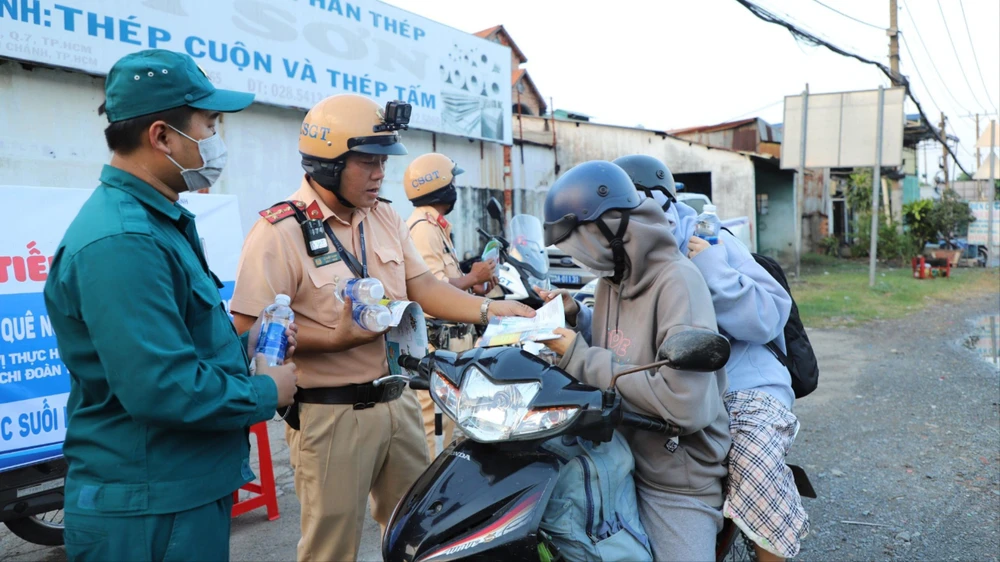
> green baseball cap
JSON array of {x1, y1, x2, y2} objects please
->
[{"x1": 103, "y1": 49, "x2": 254, "y2": 123}]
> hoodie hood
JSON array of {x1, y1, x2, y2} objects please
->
[
  {"x1": 672, "y1": 201, "x2": 700, "y2": 255},
  {"x1": 555, "y1": 198, "x2": 684, "y2": 299},
  {"x1": 664, "y1": 202, "x2": 680, "y2": 232}
]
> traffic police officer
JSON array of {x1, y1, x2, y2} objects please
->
[
  {"x1": 403, "y1": 153, "x2": 498, "y2": 457},
  {"x1": 42, "y1": 49, "x2": 299, "y2": 562},
  {"x1": 229, "y1": 93, "x2": 535, "y2": 562}
]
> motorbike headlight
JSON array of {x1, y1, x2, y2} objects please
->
[
  {"x1": 517, "y1": 406, "x2": 580, "y2": 435},
  {"x1": 430, "y1": 368, "x2": 460, "y2": 418},
  {"x1": 433, "y1": 366, "x2": 581, "y2": 442}
]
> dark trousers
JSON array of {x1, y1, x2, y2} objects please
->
[{"x1": 64, "y1": 494, "x2": 234, "y2": 562}]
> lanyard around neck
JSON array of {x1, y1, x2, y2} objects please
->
[{"x1": 322, "y1": 221, "x2": 368, "y2": 278}]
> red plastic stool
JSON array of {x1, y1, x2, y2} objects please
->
[{"x1": 231, "y1": 421, "x2": 280, "y2": 521}]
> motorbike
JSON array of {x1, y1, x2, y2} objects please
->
[
  {"x1": 0, "y1": 456, "x2": 67, "y2": 546},
  {"x1": 378, "y1": 329, "x2": 809, "y2": 561},
  {"x1": 476, "y1": 197, "x2": 551, "y2": 310}
]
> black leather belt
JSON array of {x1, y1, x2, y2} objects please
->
[{"x1": 295, "y1": 380, "x2": 406, "y2": 410}]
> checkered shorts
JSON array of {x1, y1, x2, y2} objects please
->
[{"x1": 722, "y1": 390, "x2": 810, "y2": 559}]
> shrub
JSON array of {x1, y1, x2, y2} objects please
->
[
  {"x1": 850, "y1": 212, "x2": 919, "y2": 262},
  {"x1": 818, "y1": 236, "x2": 840, "y2": 256}
]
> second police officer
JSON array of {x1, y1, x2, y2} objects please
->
[{"x1": 403, "y1": 153, "x2": 498, "y2": 457}]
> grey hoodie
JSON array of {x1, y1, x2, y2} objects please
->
[{"x1": 557, "y1": 199, "x2": 732, "y2": 507}]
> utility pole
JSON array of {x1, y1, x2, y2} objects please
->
[
  {"x1": 989, "y1": 119, "x2": 996, "y2": 268},
  {"x1": 889, "y1": 0, "x2": 900, "y2": 85},
  {"x1": 940, "y1": 112, "x2": 949, "y2": 190},
  {"x1": 976, "y1": 113, "x2": 982, "y2": 168},
  {"x1": 887, "y1": 0, "x2": 901, "y2": 220},
  {"x1": 795, "y1": 84, "x2": 809, "y2": 282},
  {"x1": 869, "y1": 86, "x2": 886, "y2": 288}
]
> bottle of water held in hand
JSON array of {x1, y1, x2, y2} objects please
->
[
  {"x1": 352, "y1": 303, "x2": 392, "y2": 332},
  {"x1": 335, "y1": 278, "x2": 385, "y2": 305},
  {"x1": 256, "y1": 294, "x2": 295, "y2": 366},
  {"x1": 694, "y1": 204, "x2": 722, "y2": 245}
]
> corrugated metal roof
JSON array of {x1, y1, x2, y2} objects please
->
[
  {"x1": 670, "y1": 117, "x2": 781, "y2": 145},
  {"x1": 669, "y1": 118, "x2": 758, "y2": 136}
]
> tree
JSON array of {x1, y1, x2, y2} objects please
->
[
  {"x1": 846, "y1": 169, "x2": 873, "y2": 214},
  {"x1": 930, "y1": 189, "x2": 975, "y2": 244},
  {"x1": 902, "y1": 199, "x2": 936, "y2": 247}
]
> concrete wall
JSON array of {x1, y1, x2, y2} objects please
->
[
  {"x1": 0, "y1": 61, "x2": 553, "y2": 260},
  {"x1": 517, "y1": 116, "x2": 759, "y2": 247}
]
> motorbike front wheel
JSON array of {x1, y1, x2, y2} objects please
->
[{"x1": 4, "y1": 509, "x2": 65, "y2": 546}]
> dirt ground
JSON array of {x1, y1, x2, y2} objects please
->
[
  {"x1": 3, "y1": 293, "x2": 998, "y2": 562},
  {"x1": 788, "y1": 294, "x2": 999, "y2": 561}
]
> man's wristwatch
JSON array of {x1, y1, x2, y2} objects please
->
[{"x1": 480, "y1": 298, "x2": 494, "y2": 325}]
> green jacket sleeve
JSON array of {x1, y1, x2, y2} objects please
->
[{"x1": 69, "y1": 234, "x2": 277, "y2": 429}]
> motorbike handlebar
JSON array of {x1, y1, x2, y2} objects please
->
[
  {"x1": 477, "y1": 228, "x2": 493, "y2": 241},
  {"x1": 397, "y1": 354, "x2": 430, "y2": 390},
  {"x1": 398, "y1": 354, "x2": 421, "y2": 372},
  {"x1": 620, "y1": 411, "x2": 677, "y2": 435}
]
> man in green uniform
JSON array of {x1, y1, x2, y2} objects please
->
[{"x1": 42, "y1": 49, "x2": 299, "y2": 562}]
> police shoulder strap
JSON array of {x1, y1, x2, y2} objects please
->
[{"x1": 260, "y1": 200, "x2": 331, "y2": 258}]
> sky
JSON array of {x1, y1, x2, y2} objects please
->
[{"x1": 383, "y1": 0, "x2": 1000, "y2": 185}]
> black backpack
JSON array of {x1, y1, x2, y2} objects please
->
[
  {"x1": 717, "y1": 228, "x2": 819, "y2": 398},
  {"x1": 751, "y1": 253, "x2": 820, "y2": 398}
]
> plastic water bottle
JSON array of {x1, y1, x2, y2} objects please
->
[
  {"x1": 335, "y1": 278, "x2": 385, "y2": 305},
  {"x1": 256, "y1": 294, "x2": 295, "y2": 366},
  {"x1": 352, "y1": 304, "x2": 392, "y2": 332},
  {"x1": 694, "y1": 204, "x2": 722, "y2": 245}
]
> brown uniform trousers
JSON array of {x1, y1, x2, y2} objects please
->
[{"x1": 231, "y1": 181, "x2": 432, "y2": 561}]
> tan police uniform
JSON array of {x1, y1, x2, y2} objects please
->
[
  {"x1": 231, "y1": 179, "x2": 432, "y2": 561},
  {"x1": 405, "y1": 205, "x2": 475, "y2": 456}
]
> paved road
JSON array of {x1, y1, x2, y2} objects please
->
[{"x1": 3, "y1": 295, "x2": 997, "y2": 561}]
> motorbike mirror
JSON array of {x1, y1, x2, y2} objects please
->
[
  {"x1": 655, "y1": 329, "x2": 730, "y2": 372},
  {"x1": 607, "y1": 328, "x2": 730, "y2": 390},
  {"x1": 487, "y1": 197, "x2": 504, "y2": 224}
]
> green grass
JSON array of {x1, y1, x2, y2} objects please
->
[{"x1": 791, "y1": 254, "x2": 998, "y2": 329}]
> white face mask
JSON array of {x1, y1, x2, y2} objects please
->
[
  {"x1": 166, "y1": 125, "x2": 228, "y2": 190},
  {"x1": 571, "y1": 257, "x2": 615, "y2": 278}
]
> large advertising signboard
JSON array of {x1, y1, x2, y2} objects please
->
[
  {"x1": 781, "y1": 87, "x2": 905, "y2": 169},
  {"x1": 0, "y1": 0, "x2": 513, "y2": 144}
]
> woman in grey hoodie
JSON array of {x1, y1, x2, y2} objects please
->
[
  {"x1": 541, "y1": 160, "x2": 732, "y2": 562},
  {"x1": 614, "y1": 155, "x2": 810, "y2": 561}
]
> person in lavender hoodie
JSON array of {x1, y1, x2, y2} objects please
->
[
  {"x1": 543, "y1": 156, "x2": 810, "y2": 561},
  {"x1": 618, "y1": 154, "x2": 809, "y2": 561}
]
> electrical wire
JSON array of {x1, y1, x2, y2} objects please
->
[
  {"x1": 957, "y1": 0, "x2": 998, "y2": 113},
  {"x1": 732, "y1": 0, "x2": 972, "y2": 177},
  {"x1": 900, "y1": 1, "x2": 977, "y2": 117},
  {"x1": 899, "y1": 34, "x2": 942, "y2": 117},
  {"x1": 936, "y1": 0, "x2": 988, "y2": 113},
  {"x1": 808, "y1": 0, "x2": 883, "y2": 30},
  {"x1": 757, "y1": 0, "x2": 872, "y2": 59}
]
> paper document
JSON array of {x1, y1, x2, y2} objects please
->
[
  {"x1": 478, "y1": 297, "x2": 566, "y2": 347},
  {"x1": 379, "y1": 299, "x2": 429, "y2": 376}
]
